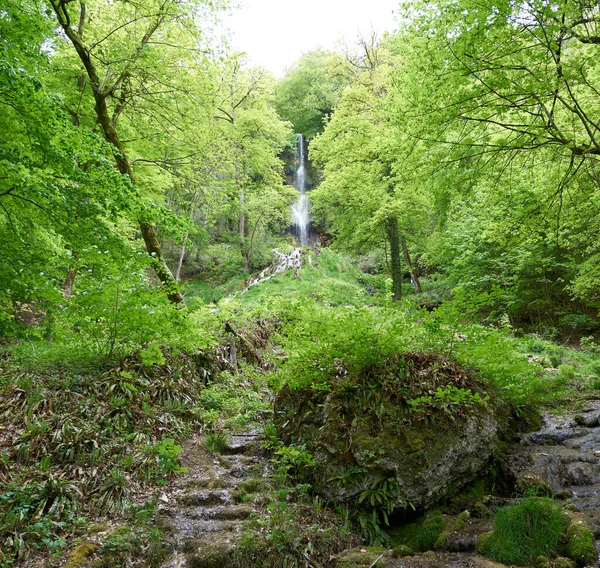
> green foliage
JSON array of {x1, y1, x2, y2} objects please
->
[
  {"x1": 97, "y1": 518, "x2": 170, "y2": 568},
  {"x1": 154, "y1": 439, "x2": 187, "y2": 477},
  {"x1": 273, "y1": 444, "x2": 315, "y2": 480},
  {"x1": 0, "y1": 351, "x2": 204, "y2": 563},
  {"x1": 481, "y1": 498, "x2": 569, "y2": 565},
  {"x1": 275, "y1": 50, "x2": 344, "y2": 138},
  {"x1": 407, "y1": 385, "x2": 489, "y2": 416},
  {"x1": 205, "y1": 431, "x2": 229, "y2": 454}
]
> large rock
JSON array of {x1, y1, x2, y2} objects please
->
[{"x1": 274, "y1": 352, "x2": 503, "y2": 512}]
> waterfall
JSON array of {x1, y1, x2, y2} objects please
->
[{"x1": 291, "y1": 134, "x2": 310, "y2": 246}]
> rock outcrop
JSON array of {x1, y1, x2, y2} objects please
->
[{"x1": 275, "y1": 352, "x2": 503, "y2": 512}]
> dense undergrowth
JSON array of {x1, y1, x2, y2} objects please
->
[{"x1": 2, "y1": 248, "x2": 600, "y2": 566}]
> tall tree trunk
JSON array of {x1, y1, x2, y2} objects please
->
[
  {"x1": 385, "y1": 217, "x2": 402, "y2": 302},
  {"x1": 401, "y1": 237, "x2": 422, "y2": 294},
  {"x1": 239, "y1": 182, "x2": 248, "y2": 272},
  {"x1": 50, "y1": 1, "x2": 184, "y2": 304},
  {"x1": 63, "y1": 265, "x2": 77, "y2": 299},
  {"x1": 175, "y1": 231, "x2": 188, "y2": 283}
]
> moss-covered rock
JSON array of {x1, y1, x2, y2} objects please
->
[
  {"x1": 534, "y1": 556, "x2": 550, "y2": 568},
  {"x1": 338, "y1": 546, "x2": 388, "y2": 567},
  {"x1": 454, "y1": 511, "x2": 470, "y2": 532},
  {"x1": 565, "y1": 523, "x2": 596, "y2": 567},
  {"x1": 64, "y1": 543, "x2": 100, "y2": 568},
  {"x1": 554, "y1": 557, "x2": 576, "y2": 568},
  {"x1": 473, "y1": 501, "x2": 493, "y2": 519},
  {"x1": 274, "y1": 353, "x2": 503, "y2": 513},
  {"x1": 476, "y1": 531, "x2": 493, "y2": 555},
  {"x1": 516, "y1": 474, "x2": 554, "y2": 497},
  {"x1": 392, "y1": 544, "x2": 414, "y2": 558},
  {"x1": 433, "y1": 532, "x2": 447, "y2": 550}
]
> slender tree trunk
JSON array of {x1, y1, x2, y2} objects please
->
[
  {"x1": 239, "y1": 182, "x2": 248, "y2": 272},
  {"x1": 50, "y1": 1, "x2": 184, "y2": 304},
  {"x1": 175, "y1": 231, "x2": 188, "y2": 283},
  {"x1": 385, "y1": 217, "x2": 402, "y2": 302},
  {"x1": 64, "y1": 265, "x2": 77, "y2": 299},
  {"x1": 401, "y1": 237, "x2": 422, "y2": 294}
]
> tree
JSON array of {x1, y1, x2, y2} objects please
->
[
  {"x1": 46, "y1": 0, "x2": 226, "y2": 303},
  {"x1": 213, "y1": 59, "x2": 294, "y2": 272},
  {"x1": 310, "y1": 39, "x2": 428, "y2": 300},
  {"x1": 389, "y1": 0, "x2": 600, "y2": 316},
  {"x1": 0, "y1": 0, "x2": 139, "y2": 332},
  {"x1": 275, "y1": 50, "x2": 345, "y2": 138}
]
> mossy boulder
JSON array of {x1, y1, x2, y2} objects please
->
[
  {"x1": 565, "y1": 523, "x2": 596, "y2": 567},
  {"x1": 339, "y1": 546, "x2": 389, "y2": 567},
  {"x1": 555, "y1": 558, "x2": 576, "y2": 568},
  {"x1": 392, "y1": 544, "x2": 414, "y2": 558},
  {"x1": 476, "y1": 532, "x2": 493, "y2": 555},
  {"x1": 274, "y1": 353, "x2": 502, "y2": 512},
  {"x1": 64, "y1": 543, "x2": 100, "y2": 568}
]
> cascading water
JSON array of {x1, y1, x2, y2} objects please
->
[{"x1": 291, "y1": 134, "x2": 310, "y2": 246}]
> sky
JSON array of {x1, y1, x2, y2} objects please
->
[{"x1": 223, "y1": 0, "x2": 401, "y2": 77}]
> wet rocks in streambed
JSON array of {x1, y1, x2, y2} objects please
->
[{"x1": 505, "y1": 397, "x2": 600, "y2": 536}]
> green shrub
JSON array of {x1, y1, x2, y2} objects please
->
[
  {"x1": 205, "y1": 431, "x2": 229, "y2": 454},
  {"x1": 481, "y1": 498, "x2": 569, "y2": 565}
]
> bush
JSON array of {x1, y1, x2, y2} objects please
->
[{"x1": 480, "y1": 498, "x2": 569, "y2": 565}]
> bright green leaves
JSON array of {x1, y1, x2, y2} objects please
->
[{"x1": 275, "y1": 50, "x2": 345, "y2": 138}]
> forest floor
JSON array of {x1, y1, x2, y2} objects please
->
[{"x1": 3, "y1": 249, "x2": 600, "y2": 568}]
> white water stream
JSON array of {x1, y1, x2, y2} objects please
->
[{"x1": 291, "y1": 134, "x2": 310, "y2": 246}]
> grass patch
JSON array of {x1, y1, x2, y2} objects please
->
[{"x1": 480, "y1": 498, "x2": 569, "y2": 565}]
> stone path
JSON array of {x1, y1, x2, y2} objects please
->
[{"x1": 158, "y1": 429, "x2": 268, "y2": 568}]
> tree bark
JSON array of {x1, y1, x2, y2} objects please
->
[
  {"x1": 385, "y1": 217, "x2": 402, "y2": 302},
  {"x1": 49, "y1": 0, "x2": 184, "y2": 304},
  {"x1": 175, "y1": 231, "x2": 188, "y2": 283},
  {"x1": 401, "y1": 237, "x2": 422, "y2": 294},
  {"x1": 63, "y1": 265, "x2": 77, "y2": 299}
]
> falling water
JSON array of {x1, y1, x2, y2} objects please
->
[{"x1": 291, "y1": 134, "x2": 310, "y2": 246}]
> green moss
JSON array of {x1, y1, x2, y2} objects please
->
[
  {"x1": 414, "y1": 511, "x2": 446, "y2": 552},
  {"x1": 433, "y1": 532, "x2": 447, "y2": 550},
  {"x1": 238, "y1": 478, "x2": 264, "y2": 493},
  {"x1": 339, "y1": 546, "x2": 387, "y2": 567},
  {"x1": 477, "y1": 531, "x2": 493, "y2": 554},
  {"x1": 89, "y1": 524, "x2": 108, "y2": 534},
  {"x1": 474, "y1": 501, "x2": 492, "y2": 519},
  {"x1": 555, "y1": 558, "x2": 576, "y2": 568},
  {"x1": 534, "y1": 556, "x2": 550, "y2": 568},
  {"x1": 454, "y1": 510, "x2": 470, "y2": 532},
  {"x1": 565, "y1": 523, "x2": 596, "y2": 567},
  {"x1": 64, "y1": 543, "x2": 100, "y2": 568},
  {"x1": 392, "y1": 545, "x2": 414, "y2": 558},
  {"x1": 516, "y1": 474, "x2": 554, "y2": 498}
]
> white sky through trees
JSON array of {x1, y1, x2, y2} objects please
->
[{"x1": 224, "y1": 0, "x2": 400, "y2": 76}]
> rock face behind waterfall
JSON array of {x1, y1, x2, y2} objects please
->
[{"x1": 274, "y1": 352, "x2": 504, "y2": 512}]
